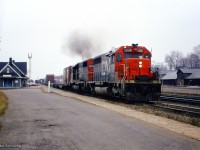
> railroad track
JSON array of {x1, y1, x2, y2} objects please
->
[
  {"x1": 157, "y1": 94, "x2": 200, "y2": 117},
  {"x1": 154, "y1": 102, "x2": 200, "y2": 117},
  {"x1": 160, "y1": 94, "x2": 200, "y2": 105}
]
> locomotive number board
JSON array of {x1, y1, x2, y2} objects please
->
[
  {"x1": 137, "y1": 49, "x2": 143, "y2": 53},
  {"x1": 123, "y1": 48, "x2": 132, "y2": 53}
]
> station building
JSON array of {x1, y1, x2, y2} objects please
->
[
  {"x1": 0, "y1": 58, "x2": 28, "y2": 88},
  {"x1": 177, "y1": 69, "x2": 200, "y2": 86},
  {"x1": 160, "y1": 70, "x2": 177, "y2": 85},
  {"x1": 160, "y1": 69, "x2": 200, "y2": 86}
]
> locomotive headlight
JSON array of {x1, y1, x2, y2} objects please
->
[
  {"x1": 139, "y1": 64, "x2": 142, "y2": 68},
  {"x1": 139, "y1": 61, "x2": 142, "y2": 65}
]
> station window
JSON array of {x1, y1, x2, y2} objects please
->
[{"x1": 7, "y1": 68, "x2": 10, "y2": 73}]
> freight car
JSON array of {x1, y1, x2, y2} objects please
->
[
  {"x1": 53, "y1": 75, "x2": 63, "y2": 89},
  {"x1": 62, "y1": 43, "x2": 161, "y2": 101},
  {"x1": 45, "y1": 74, "x2": 54, "y2": 85}
]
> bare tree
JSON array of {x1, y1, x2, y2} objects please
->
[
  {"x1": 163, "y1": 44, "x2": 200, "y2": 69},
  {"x1": 165, "y1": 54, "x2": 173, "y2": 70},
  {"x1": 193, "y1": 44, "x2": 200, "y2": 54},
  {"x1": 165, "y1": 50, "x2": 183, "y2": 70},
  {"x1": 192, "y1": 44, "x2": 200, "y2": 68},
  {"x1": 181, "y1": 55, "x2": 191, "y2": 68},
  {"x1": 159, "y1": 63, "x2": 168, "y2": 70},
  {"x1": 190, "y1": 54, "x2": 199, "y2": 68},
  {"x1": 184, "y1": 45, "x2": 200, "y2": 69}
]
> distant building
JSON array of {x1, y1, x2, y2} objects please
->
[
  {"x1": 0, "y1": 58, "x2": 28, "y2": 88},
  {"x1": 160, "y1": 69, "x2": 200, "y2": 86},
  {"x1": 160, "y1": 70, "x2": 177, "y2": 85},
  {"x1": 177, "y1": 69, "x2": 200, "y2": 86}
]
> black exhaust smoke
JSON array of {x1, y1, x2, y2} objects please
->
[{"x1": 62, "y1": 30, "x2": 103, "y2": 60}]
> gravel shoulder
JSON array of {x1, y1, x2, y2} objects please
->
[{"x1": 44, "y1": 86, "x2": 200, "y2": 141}]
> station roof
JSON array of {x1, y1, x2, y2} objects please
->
[
  {"x1": 185, "y1": 69, "x2": 200, "y2": 79},
  {"x1": 160, "y1": 70, "x2": 176, "y2": 75},
  {"x1": 161, "y1": 70, "x2": 177, "y2": 80},
  {"x1": 178, "y1": 69, "x2": 200, "y2": 74}
]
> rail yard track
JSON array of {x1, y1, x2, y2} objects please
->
[
  {"x1": 93, "y1": 93, "x2": 200, "y2": 118},
  {"x1": 160, "y1": 94, "x2": 200, "y2": 105},
  {"x1": 154, "y1": 102, "x2": 200, "y2": 117},
  {"x1": 157, "y1": 94, "x2": 200, "y2": 117}
]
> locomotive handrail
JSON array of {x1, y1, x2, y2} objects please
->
[
  {"x1": 127, "y1": 66, "x2": 139, "y2": 80},
  {"x1": 119, "y1": 64, "x2": 126, "y2": 80},
  {"x1": 126, "y1": 67, "x2": 129, "y2": 80},
  {"x1": 119, "y1": 64, "x2": 126, "y2": 94}
]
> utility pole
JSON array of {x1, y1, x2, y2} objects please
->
[{"x1": 28, "y1": 53, "x2": 32, "y2": 80}]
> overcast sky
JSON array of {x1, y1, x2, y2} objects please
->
[{"x1": 0, "y1": 0, "x2": 200, "y2": 80}]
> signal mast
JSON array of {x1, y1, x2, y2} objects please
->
[{"x1": 28, "y1": 53, "x2": 32, "y2": 80}]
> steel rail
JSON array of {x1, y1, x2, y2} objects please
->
[
  {"x1": 154, "y1": 103, "x2": 200, "y2": 117},
  {"x1": 160, "y1": 94, "x2": 200, "y2": 104}
]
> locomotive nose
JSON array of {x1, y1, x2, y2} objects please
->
[{"x1": 125, "y1": 58, "x2": 151, "y2": 80}]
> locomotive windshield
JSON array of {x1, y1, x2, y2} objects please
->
[
  {"x1": 134, "y1": 53, "x2": 142, "y2": 58},
  {"x1": 145, "y1": 53, "x2": 150, "y2": 59},
  {"x1": 124, "y1": 53, "x2": 132, "y2": 58}
]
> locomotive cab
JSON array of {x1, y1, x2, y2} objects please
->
[{"x1": 114, "y1": 45, "x2": 154, "y2": 81}]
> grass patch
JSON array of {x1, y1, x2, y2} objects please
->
[{"x1": 0, "y1": 91, "x2": 8, "y2": 116}]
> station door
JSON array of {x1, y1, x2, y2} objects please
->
[{"x1": 4, "y1": 79, "x2": 12, "y2": 87}]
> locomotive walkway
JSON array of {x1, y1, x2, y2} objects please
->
[{"x1": 45, "y1": 86, "x2": 200, "y2": 141}]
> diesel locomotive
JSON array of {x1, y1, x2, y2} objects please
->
[{"x1": 62, "y1": 43, "x2": 161, "y2": 101}]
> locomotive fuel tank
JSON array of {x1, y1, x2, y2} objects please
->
[{"x1": 94, "y1": 87, "x2": 112, "y2": 95}]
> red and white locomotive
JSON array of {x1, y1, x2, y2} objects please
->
[{"x1": 63, "y1": 43, "x2": 161, "y2": 101}]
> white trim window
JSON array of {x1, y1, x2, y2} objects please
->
[{"x1": 7, "y1": 68, "x2": 10, "y2": 73}]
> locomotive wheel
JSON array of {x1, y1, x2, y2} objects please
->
[{"x1": 146, "y1": 95, "x2": 153, "y2": 102}]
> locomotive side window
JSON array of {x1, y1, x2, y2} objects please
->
[
  {"x1": 116, "y1": 53, "x2": 122, "y2": 62},
  {"x1": 124, "y1": 53, "x2": 132, "y2": 58},
  {"x1": 111, "y1": 54, "x2": 114, "y2": 64},
  {"x1": 94, "y1": 57, "x2": 101, "y2": 64},
  {"x1": 145, "y1": 53, "x2": 150, "y2": 59},
  {"x1": 83, "y1": 61, "x2": 87, "y2": 67},
  {"x1": 134, "y1": 53, "x2": 142, "y2": 58}
]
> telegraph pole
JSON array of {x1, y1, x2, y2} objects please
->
[{"x1": 28, "y1": 53, "x2": 32, "y2": 80}]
